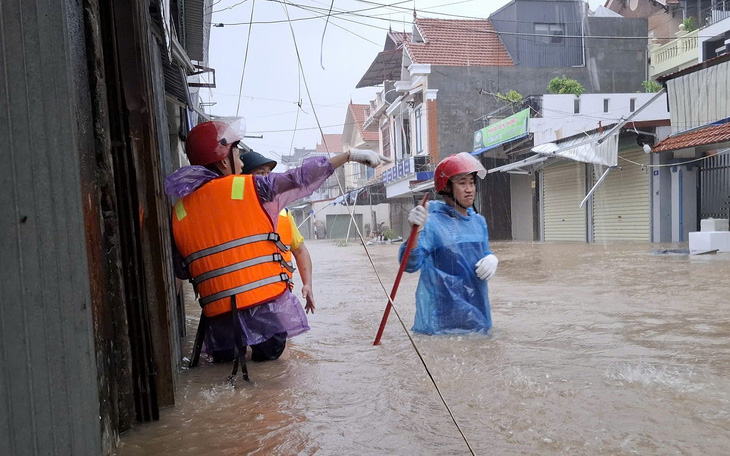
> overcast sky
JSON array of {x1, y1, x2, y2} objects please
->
[{"x1": 201, "y1": 0, "x2": 606, "y2": 169}]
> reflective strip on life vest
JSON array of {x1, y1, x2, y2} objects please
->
[
  {"x1": 183, "y1": 232, "x2": 289, "y2": 267},
  {"x1": 192, "y1": 253, "x2": 294, "y2": 287},
  {"x1": 199, "y1": 273, "x2": 290, "y2": 306}
]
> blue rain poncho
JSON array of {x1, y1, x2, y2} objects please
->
[{"x1": 398, "y1": 200, "x2": 493, "y2": 335}]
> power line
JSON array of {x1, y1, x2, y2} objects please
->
[
  {"x1": 278, "y1": 3, "x2": 478, "y2": 454},
  {"x1": 215, "y1": 1, "x2": 718, "y2": 41},
  {"x1": 216, "y1": 0, "x2": 413, "y2": 26},
  {"x1": 235, "y1": 0, "x2": 257, "y2": 116}
]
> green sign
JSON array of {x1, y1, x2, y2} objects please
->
[{"x1": 473, "y1": 108, "x2": 529, "y2": 152}]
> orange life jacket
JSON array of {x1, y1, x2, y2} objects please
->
[
  {"x1": 171, "y1": 175, "x2": 293, "y2": 317},
  {"x1": 278, "y1": 209, "x2": 295, "y2": 288}
]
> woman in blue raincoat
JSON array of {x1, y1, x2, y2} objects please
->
[{"x1": 399, "y1": 153, "x2": 499, "y2": 335}]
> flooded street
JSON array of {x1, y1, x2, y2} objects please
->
[{"x1": 118, "y1": 240, "x2": 730, "y2": 455}]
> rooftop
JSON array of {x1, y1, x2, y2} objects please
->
[
  {"x1": 404, "y1": 18, "x2": 514, "y2": 67},
  {"x1": 349, "y1": 104, "x2": 379, "y2": 142},
  {"x1": 652, "y1": 119, "x2": 730, "y2": 153}
]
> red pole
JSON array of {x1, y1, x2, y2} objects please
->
[{"x1": 373, "y1": 193, "x2": 430, "y2": 345}]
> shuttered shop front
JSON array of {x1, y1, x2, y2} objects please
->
[
  {"x1": 592, "y1": 149, "x2": 650, "y2": 242},
  {"x1": 542, "y1": 162, "x2": 587, "y2": 241}
]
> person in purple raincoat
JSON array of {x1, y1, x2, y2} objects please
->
[{"x1": 165, "y1": 119, "x2": 381, "y2": 375}]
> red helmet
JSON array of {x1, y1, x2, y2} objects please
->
[
  {"x1": 434, "y1": 152, "x2": 487, "y2": 193},
  {"x1": 186, "y1": 119, "x2": 245, "y2": 166}
]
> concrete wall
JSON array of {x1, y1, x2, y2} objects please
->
[
  {"x1": 510, "y1": 174, "x2": 536, "y2": 241},
  {"x1": 531, "y1": 93, "x2": 669, "y2": 144},
  {"x1": 583, "y1": 17, "x2": 648, "y2": 94},
  {"x1": 651, "y1": 152, "x2": 673, "y2": 243},
  {"x1": 671, "y1": 164, "x2": 699, "y2": 242},
  {"x1": 429, "y1": 63, "x2": 647, "y2": 164},
  {"x1": 698, "y1": 16, "x2": 730, "y2": 60}
]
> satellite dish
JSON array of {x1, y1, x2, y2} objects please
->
[{"x1": 384, "y1": 89, "x2": 398, "y2": 105}]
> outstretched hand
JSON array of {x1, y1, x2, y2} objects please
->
[{"x1": 349, "y1": 150, "x2": 382, "y2": 168}]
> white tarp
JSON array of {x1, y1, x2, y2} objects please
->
[
  {"x1": 532, "y1": 132, "x2": 618, "y2": 167},
  {"x1": 667, "y1": 60, "x2": 730, "y2": 134}
]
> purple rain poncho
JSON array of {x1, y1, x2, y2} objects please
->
[{"x1": 165, "y1": 157, "x2": 334, "y2": 353}]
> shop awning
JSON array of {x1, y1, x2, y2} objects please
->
[{"x1": 532, "y1": 130, "x2": 619, "y2": 167}]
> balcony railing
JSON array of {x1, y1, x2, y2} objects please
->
[
  {"x1": 649, "y1": 25, "x2": 699, "y2": 78},
  {"x1": 702, "y1": 0, "x2": 730, "y2": 27}
]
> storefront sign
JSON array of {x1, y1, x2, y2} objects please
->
[
  {"x1": 382, "y1": 157, "x2": 413, "y2": 185},
  {"x1": 473, "y1": 108, "x2": 529, "y2": 152}
]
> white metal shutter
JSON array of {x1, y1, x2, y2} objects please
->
[
  {"x1": 592, "y1": 149, "x2": 650, "y2": 242},
  {"x1": 543, "y1": 161, "x2": 587, "y2": 241}
]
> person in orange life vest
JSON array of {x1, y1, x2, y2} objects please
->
[
  {"x1": 240, "y1": 151, "x2": 315, "y2": 315},
  {"x1": 165, "y1": 119, "x2": 381, "y2": 364}
]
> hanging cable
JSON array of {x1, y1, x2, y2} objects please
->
[{"x1": 279, "y1": 3, "x2": 476, "y2": 455}]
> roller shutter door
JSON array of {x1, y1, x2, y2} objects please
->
[
  {"x1": 543, "y1": 162, "x2": 588, "y2": 242},
  {"x1": 326, "y1": 213, "x2": 363, "y2": 240},
  {"x1": 592, "y1": 149, "x2": 650, "y2": 242}
]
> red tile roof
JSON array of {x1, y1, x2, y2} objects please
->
[
  {"x1": 349, "y1": 104, "x2": 379, "y2": 142},
  {"x1": 404, "y1": 18, "x2": 514, "y2": 67},
  {"x1": 652, "y1": 121, "x2": 730, "y2": 153},
  {"x1": 316, "y1": 134, "x2": 343, "y2": 153}
]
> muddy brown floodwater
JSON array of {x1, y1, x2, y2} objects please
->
[{"x1": 117, "y1": 240, "x2": 730, "y2": 455}]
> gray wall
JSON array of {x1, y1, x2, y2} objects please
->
[
  {"x1": 583, "y1": 17, "x2": 648, "y2": 94},
  {"x1": 651, "y1": 153, "x2": 673, "y2": 243},
  {"x1": 672, "y1": 165, "x2": 699, "y2": 242},
  {"x1": 491, "y1": 0, "x2": 585, "y2": 68},
  {"x1": 0, "y1": 0, "x2": 101, "y2": 454},
  {"x1": 429, "y1": 65, "x2": 590, "y2": 161},
  {"x1": 510, "y1": 174, "x2": 535, "y2": 240}
]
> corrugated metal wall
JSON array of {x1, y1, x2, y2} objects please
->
[{"x1": 0, "y1": 0, "x2": 101, "y2": 454}]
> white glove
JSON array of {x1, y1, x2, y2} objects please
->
[
  {"x1": 408, "y1": 203, "x2": 428, "y2": 231},
  {"x1": 349, "y1": 150, "x2": 381, "y2": 168},
  {"x1": 475, "y1": 254, "x2": 498, "y2": 281}
]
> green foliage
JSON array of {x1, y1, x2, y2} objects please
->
[
  {"x1": 642, "y1": 79, "x2": 662, "y2": 93},
  {"x1": 496, "y1": 90, "x2": 523, "y2": 103},
  {"x1": 546, "y1": 75, "x2": 585, "y2": 96},
  {"x1": 682, "y1": 17, "x2": 697, "y2": 32},
  {"x1": 383, "y1": 229, "x2": 395, "y2": 240}
]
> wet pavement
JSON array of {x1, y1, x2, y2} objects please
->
[{"x1": 117, "y1": 240, "x2": 730, "y2": 455}]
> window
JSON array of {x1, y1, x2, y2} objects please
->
[
  {"x1": 380, "y1": 120, "x2": 391, "y2": 159},
  {"x1": 395, "y1": 116, "x2": 411, "y2": 160},
  {"x1": 630, "y1": 98, "x2": 636, "y2": 112},
  {"x1": 573, "y1": 98, "x2": 580, "y2": 114},
  {"x1": 603, "y1": 98, "x2": 609, "y2": 113},
  {"x1": 414, "y1": 106, "x2": 424, "y2": 155},
  {"x1": 534, "y1": 23, "x2": 564, "y2": 44},
  {"x1": 402, "y1": 117, "x2": 411, "y2": 158}
]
